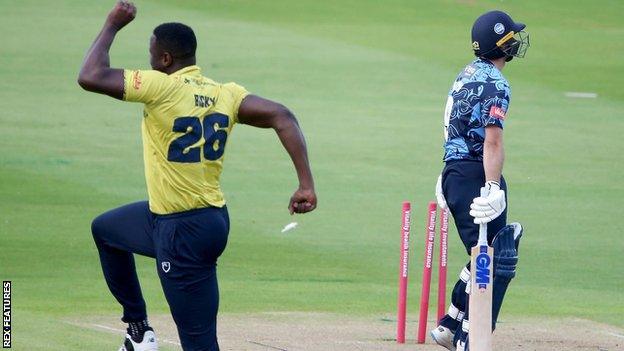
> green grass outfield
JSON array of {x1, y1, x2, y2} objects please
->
[{"x1": 1, "y1": 0, "x2": 623, "y2": 349}]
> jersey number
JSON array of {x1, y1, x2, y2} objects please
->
[{"x1": 167, "y1": 113, "x2": 229, "y2": 163}]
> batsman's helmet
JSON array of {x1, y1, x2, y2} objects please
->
[{"x1": 471, "y1": 10, "x2": 530, "y2": 62}]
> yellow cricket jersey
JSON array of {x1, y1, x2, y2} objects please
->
[{"x1": 123, "y1": 65, "x2": 248, "y2": 214}]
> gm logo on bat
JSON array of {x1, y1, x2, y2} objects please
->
[{"x1": 475, "y1": 246, "x2": 491, "y2": 290}]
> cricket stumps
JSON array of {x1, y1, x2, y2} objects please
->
[{"x1": 396, "y1": 201, "x2": 449, "y2": 344}]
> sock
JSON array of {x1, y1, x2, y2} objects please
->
[{"x1": 127, "y1": 319, "x2": 152, "y2": 343}]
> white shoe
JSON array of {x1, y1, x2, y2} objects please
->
[
  {"x1": 456, "y1": 339, "x2": 466, "y2": 351},
  {"x1": 431, "y1": 325, "x2": 456, "y2": 351},
  {"x1": 119, "y1": 330, "x2": 159, "y2": 351}
]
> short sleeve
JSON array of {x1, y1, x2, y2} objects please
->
[
  {"x1": 123, "y1": 69, "x2": 173, "y2": 105},
  {"x1": 222, "y1": 82, "x2": 249, "y2": 123},
  {"x1": 480, "y1": 84, "x2": 510, "y2": 129}
]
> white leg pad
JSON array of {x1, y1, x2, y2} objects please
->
[
  {"x1": 460, "y1": 267, "x2": 470, "y2": 283},
  {"x1": 447, "y1": 303, "x2": 465, "y2": 321}
]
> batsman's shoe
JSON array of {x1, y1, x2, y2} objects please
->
[
  {"x1": 456, "y1": 339, "x2": 467, "y2": 351},
  {"x1": 119, "y1": 330, "x2": 158, "y2": 351},
  {"x1": 430, "y1": 325, "x2": 456, "y2": 351}
]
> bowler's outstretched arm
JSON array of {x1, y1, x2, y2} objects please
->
[{"x1": 238, "y1": 95, "x2": 317, "y2": 215}]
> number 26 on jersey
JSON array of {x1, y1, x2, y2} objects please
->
[{"x1": 167, "y1": 113, "x2": 229, "y2": 163}]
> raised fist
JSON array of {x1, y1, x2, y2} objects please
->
[{"x1": 105, "y1": 1, "x2": 137, "y2": 30}]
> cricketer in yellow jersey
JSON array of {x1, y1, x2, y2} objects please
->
[{"x1": 78, "y1": 2, "x2": 317, "y2": 350}]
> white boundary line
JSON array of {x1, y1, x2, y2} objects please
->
[
  {"x1": 91, "y1": 323, "x2": 125, "y2": 333},
  {"x1": 247, "y1": 340, "x2": 288, "y2": 350},
  {"x1": 564, "y1": 91, "x2": 598, "y2": 98},
  {"x1": 89, "y1": 323, "x2": 182, "y2": 347},
  {"x1": 74, "y1": 321, "x2": 289, "y2": 350},
  {"x1": 607, "y1": 331, "x2": 624, "y2": 339}
]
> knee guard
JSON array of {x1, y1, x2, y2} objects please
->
[{"x1": 492, "y1": 222, "x2": 523, "y2": 329}]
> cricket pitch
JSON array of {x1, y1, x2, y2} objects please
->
[{"x1": 76, "y1": 312, "x2": 624, "y2": 350}]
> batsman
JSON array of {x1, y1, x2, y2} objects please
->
[{"x1": 430, "y1": 10, "x2": 530, "y2": 351}]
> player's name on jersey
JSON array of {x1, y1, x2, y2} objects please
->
[{"x1": 195, "y1": 94, "x2": 215, "y2": 108}]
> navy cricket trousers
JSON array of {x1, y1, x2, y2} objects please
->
[
  {"x1": 91, "y1": 201, "x2": 229, "y2": 351},
  {"x1": 442, "y1": 160, "x2": 507, "y2": 253},
  {"x1": 438, "y1": 160, "x2": 507, "y2": 333}
]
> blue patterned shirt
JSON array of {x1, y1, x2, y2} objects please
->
[{"x1": 443, "y1": 59, "x2": 510, "y2": 161}]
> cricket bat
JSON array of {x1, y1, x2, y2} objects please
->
[{"x1": 469, "y1": 187, "x2": 493, "y2": 351}]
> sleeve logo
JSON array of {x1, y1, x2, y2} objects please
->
[
  {"x1": 132, "y1": 71, "x2": 142, "y2": 90},
  {"x1": 489, "y1": 106, "x2": 506, "y2": 120},
  {"x1": 464, "y1": 65, "x2": 477, "y2": 76}
]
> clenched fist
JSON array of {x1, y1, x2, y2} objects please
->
[
  {"x1": 288, "y1": 187, "x2": 317, "y2": 215},
  {"x1": 105, "y1": 0, "x2": 137, "y2": 30}
]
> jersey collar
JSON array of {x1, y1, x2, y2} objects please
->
[
  {"x1": 475, "y1": 58, "x2": 494, "y2": 66},
  {"x1": 474, "y1": 58, "x2": 503, "y2": 75},
  {"x1": 171, "y1": 65, "x2": 201, "y2": 76}
]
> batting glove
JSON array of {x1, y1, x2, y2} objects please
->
[
  {"x1": 435, "y1": 174, "x2": 448, "y2": 209},
  {"x1": 470, "y1": 181, "x2": 506, "y2": 224}
]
